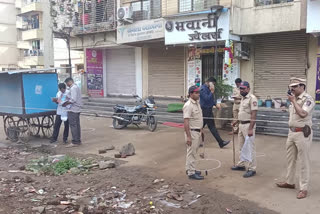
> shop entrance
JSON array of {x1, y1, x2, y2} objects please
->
[{"x1": 201, "y1": 53, "x2": 224, "y2": 82}]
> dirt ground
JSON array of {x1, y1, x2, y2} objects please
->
[{"x1": 0, "y1": 116, "x2": 320, "y2": 214}]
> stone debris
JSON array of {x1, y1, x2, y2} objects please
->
[
  {"x1": 106, "y1": 145, "x2": 115, "y2": 151},
  {"x1": 99, "y1": 160, "x2": 116, "y2": 170},
  {"x1": 98, "y1": 149, "x2": 107, "y2": 154},
  {"x1": 119, "y1": 143, "x2": 135, "y2": 157},
  {"x1": 153, "y1": 178, "x2": 165, "y2": 184},
  {"x1": 31, "y1": 206, "x2": 45, "y2": 214}
]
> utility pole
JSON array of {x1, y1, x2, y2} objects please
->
[{"x1": 210, "y1": 5, "x2": 223, "y2": 78}]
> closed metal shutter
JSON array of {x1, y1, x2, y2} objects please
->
[
  {"x1": 254, "y1": 31, "x2": 307, "y2": 100},
  {"x1": 148, "y1": 47, "x2": 185, "y2": 97},
  {"x1": 105, "y1": 48, "x2": 136, "y2": 96}
]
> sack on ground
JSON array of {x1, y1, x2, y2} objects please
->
[{"x1": 240, "y1": 136, "x2": 254, "y2": 162}]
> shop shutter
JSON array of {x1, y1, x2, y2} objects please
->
[
  {"x1": 254, "y1": 31, "x2": 307, "y2": 100},
  {"x1": 105, "y1": 48, "x2": 136, "y2": 96},
  {"x1": 148, "y1": 47, "x2": 185, "y2": 97}
]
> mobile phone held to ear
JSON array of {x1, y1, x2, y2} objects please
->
[{"x1": 287, "y1": 90, "x2": 292, "y2": 96}]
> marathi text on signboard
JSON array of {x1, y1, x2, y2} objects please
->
[
  {"x1": 165, "y1": 12, "x2": 230, "y2": 45},
  {"x1": 86, "y1": 49, "x2": 104, "y2": 97},
  {"x1": 117, "y1": 18, "x2": 164, "y2": 44}
]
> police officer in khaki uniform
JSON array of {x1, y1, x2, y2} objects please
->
[
  {"x1": 229, "y1": 78, "x2": 242, "y2": 134},
  {"x1": 231, "y1": 81, "x2": 258, "y2": 178},
  {"x1": 276, "y1": 77, "x2": 314, "y2": 199},
  {"x1": 183, "y1": 85, "x2": 204, "y2": 180}
]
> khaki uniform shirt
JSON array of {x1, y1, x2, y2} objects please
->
[
  {"x1": 183, "y1": 98, "x2": 203, "y2": 129},
  {"x1": 232, "y1": 87, "x2": 242, "y2": 105},
  {"x1": 289, "y1": 92, "x2": 315, "y2": 128},
  {"x1": 238, "y1": 93, "x2": 258, "y2": 122}
]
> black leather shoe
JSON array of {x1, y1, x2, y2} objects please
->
[
  {"x1": 189, "y1": 174, "x2": 204, "y2": 180},
  {"x1": 50, "y1": 138, "x2": 57, "y2": 143},
  {"x1": 231, "y1": 166, "x2": 246, "y2": 171},
  {"x1": 195, "y1": 170, "x2": 202, "y2": 175},
  {"x1": 219, "y1": 141, "x2": 231, "y2": 148},
  {"x1": 243, "y1": 170, "x2": 256, "y2": 178}
]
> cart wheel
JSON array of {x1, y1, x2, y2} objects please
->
[
  {"x1": 17, "y1": 118, "x2": 30, "y2": 143},
  {"x1": 41, "y1": 116, "x2": 54, "y2": 138},
  {"x1": 28, "y1": 117, "x2": 40, "y2": 136},
  {"x1": 4, "y1": 116, "x2": 16, "y2": 136},
  {"x1": 4, "y1": 116, "x2": 18, "y2": 142}
]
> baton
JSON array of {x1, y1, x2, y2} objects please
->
[{"x1": 232, "y1": 130, "x2": 236, "y2": 166}]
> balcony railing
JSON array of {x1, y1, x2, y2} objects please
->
[
  {"x1": 23, "y1": 49, "x2": 43, "y2": 57},
  {"x1": 130, "y1": 0, "x2": 162, "y2": 21},
  {"x1": 18, "y1": 50, "x2": 44, "y2": 67},
  {"x1": 20, "y1": 0, "x2": 42, "y2": 14},
  {"x1": 179, "y1": 0, "x2": 220, "y2": 13},
  {"x1": 255, "y1": 0, "x2": 294, "y2": 6},
  {"x1": 72, "y1": 0, "x2": 116, "y2": 35},
  {"x1": 22, "y1": 29, "x2": 43, "y2": 40}
]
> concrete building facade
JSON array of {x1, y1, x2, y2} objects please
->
[
  {"x1": 0, "y1": 0, "x2": 18, "y2": 71},
  {"x1": 67, "y1": 0, "x2": 320, "y2": 103}
]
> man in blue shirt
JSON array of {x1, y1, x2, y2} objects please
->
[{"x1": 200, "y1": 77, "x2": 230, "y2": 148}]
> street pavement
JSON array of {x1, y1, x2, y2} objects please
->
[{"x1": 1, "y1": 116, "x2": 320, "y2": 214}]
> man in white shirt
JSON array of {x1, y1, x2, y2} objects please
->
[{"x1": 50, "y1": 83, "x2": 69, "y2": 144}]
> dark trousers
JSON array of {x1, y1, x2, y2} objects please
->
[
  {"x1": 52, "y1": 115, "x2": 69, "y2": 141},
  {"x1": 68, "y1": 112, "x2": 81, "y2": 144},
  {"x1": 202, "y1": 107, "x2": 224, "y2": 146}
]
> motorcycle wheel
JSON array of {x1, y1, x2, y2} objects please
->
[
  {"x1": 112, "y1": 116, "x2": 127, "y2": 130},
  {"x1": 147, "y1": 115, "x2": 157, "y2": 132}
]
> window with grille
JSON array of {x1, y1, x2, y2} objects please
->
[
  {"x1": 179, "y1": 0, "x2": 219, "y2": 12},
  {"x1": 72, "y1": 0, "x2": 116, "y2": 35},
  {"x1": 131, "y1": 0, "x2": 161, "y2": 21},
  {"x1": 255, "y1": 0, "x2": 294, "y2": 6}
]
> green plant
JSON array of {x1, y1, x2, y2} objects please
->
[
  {"x1": 214, "y1": 79, "x2": 233, "y2": 100},
  {"x1": 26, "y1": 156, "x2": 81, "y2": 176},
  {"x1": 53, "y1": 157, "x2": 79, "y2": 175}
]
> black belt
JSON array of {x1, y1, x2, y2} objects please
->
[
  {"x1": 240, "y1": 121, "x2": 250, "y2": 124},
  {"x1": 191, "y1": 129, "x2": 201, "y2": 132}
]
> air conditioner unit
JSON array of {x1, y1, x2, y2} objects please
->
[
  {"x1": 234, "y1": 43, "x2": 250, "y2": 60},
  {"x1": 117, "y1": 7, "x2": 133, "y2": 23}
]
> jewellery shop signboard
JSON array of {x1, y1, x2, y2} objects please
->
[{"x1": 164, "y1": 11, "x2": 230, "y2": 45}]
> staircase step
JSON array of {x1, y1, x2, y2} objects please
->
[{"x1": 87, "y1": 97, "x2": 182, "y2": 108}]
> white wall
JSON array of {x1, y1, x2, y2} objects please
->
[
  {"x1": 306, "y1": 36, "x2": 318, "y2": 98},
  {"x1": 41, "y1": 0, "x2": 54, "y2": 68},
  {"x1": 0, "y1": 0, "x2": 17, "y2": 68},
  {"x1": 135, "y1": 47, "x2": 143, "y2": 98},
  {"x1": 232, "y1": 0, "x2": 305, "y2": 35}
]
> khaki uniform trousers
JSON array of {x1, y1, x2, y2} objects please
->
[
  {"x1": 185, "y1": 130, "x2": 201, "y2": 176},
  {"x1": 237, "y1": 123, "x2": 257, "y2": 171},
  {"x1": 286, "y1": 131, "x2": 312, "y2": 191},
  {"x1": 233, "y1": 103, "x2": 240, "y2": 132}
]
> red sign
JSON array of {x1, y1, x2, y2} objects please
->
[{"x1": 86, "y1": 49, "x2": 104, "y2": 97}]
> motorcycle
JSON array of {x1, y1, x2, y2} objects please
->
[{"x1": 112, "y1": 95, "x2": 158, "y2": 132}]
